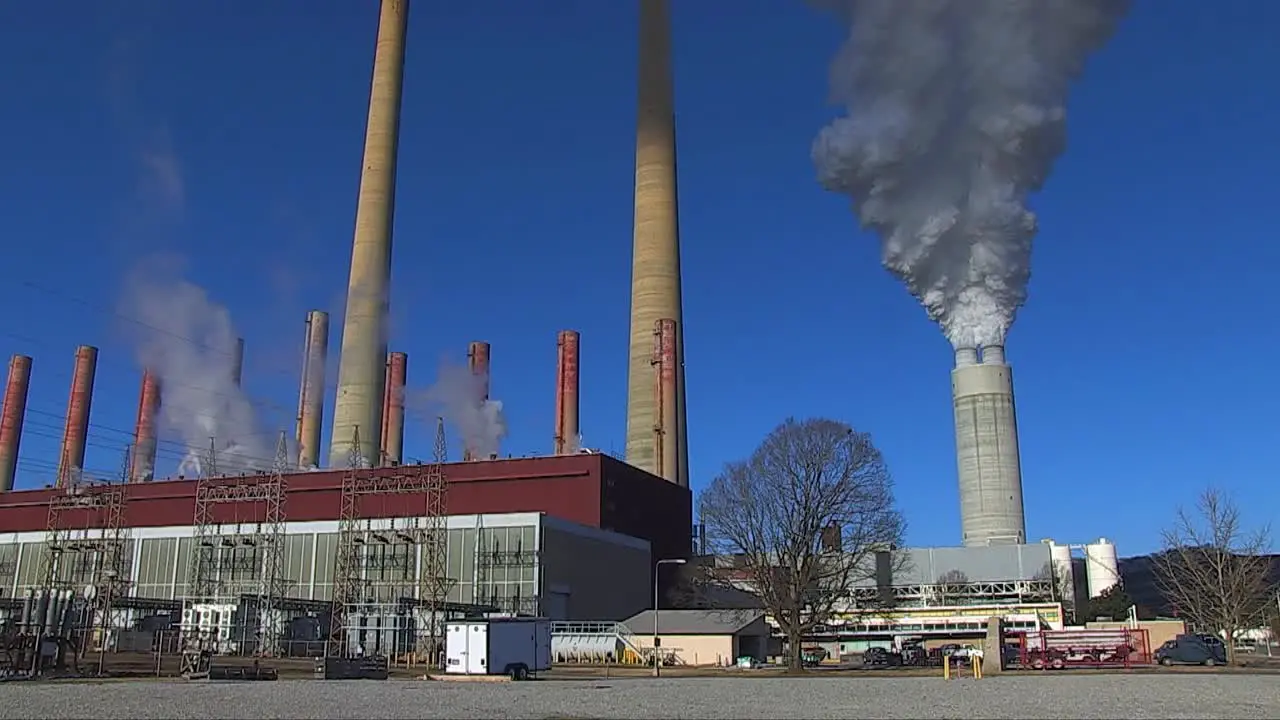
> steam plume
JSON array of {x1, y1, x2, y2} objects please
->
[
  {"x1": 122, "y1": 263, "x2": 269, "y2": 475},
  {"x1": 812, "y1": 0, "x2": 1128, "y2": 348},
  {"x1": 411, "y1": 362, "x2": 507, "y2": 461}
]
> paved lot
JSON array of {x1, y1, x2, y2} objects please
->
[{"x1": 1, "y1": 673, "x2": 1277, "y2": 719}]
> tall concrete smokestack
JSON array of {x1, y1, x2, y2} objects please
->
[
  {"x1": 57, "y1": 346, "x2": 98, "y2": 488},
  {"x1": 329, "y1": 0, "x2": 410, "y2": 468},
  {"x1": 554, "y1": 330, "x2": 580, "y2": 455},
  {"x1": 381, "y1": 351, "x2": 406, "y2": 466},
  {"x1": 651, "y1": 319, "x2": 679, "y2": 485},
  {"x1": 130, "y1": 369, "x2": 161, "y2": 482},
  {"x1": 625, "y1": 0, "x2": 688, "y2": 486},
  {"x1": 231, "y1": 338, "x2": 245, "y2": 387},
  {"x1": 0, "y1": 355, "x2": 32, "y2": 492},
  {"x1": 463, "y1": 341, "x2": 491, "y2": 462},
  {"x1": 952, "y1": 345, "x2": 1026, "y2": 546},
  {"x1": 296, "y1": 310, "x2": 329, "y2": 469}
]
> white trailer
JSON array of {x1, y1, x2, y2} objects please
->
[{"x1": 445, "y1": 617, "x2": 552, "y2": 680}]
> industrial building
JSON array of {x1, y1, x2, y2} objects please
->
[
  {"x1": 0, "y1": 0, "x2": 1150, "y2": 677},
  {"x1": 0, "y1": 453, "x2": 691, "y2": 665}
]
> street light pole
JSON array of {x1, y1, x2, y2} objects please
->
[{"x1": 653, "y1": 558, "x2": 687, "y2": 678}]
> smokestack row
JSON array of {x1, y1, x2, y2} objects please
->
[
  {"x1": 0, "y1": 355, "x2": 32, "y2": 492},
  {"x1": 296, "y1": 310, "x2": 330, "y2": 469},
  {"x1": 463, "y1": 341, "x2": 491, "y2": 461},
  {"x1": 130, "y1": 369, "x2": 161, "y2": 483},
  {"x1": 952, "y1": 345, "x2": 1026, "y2": 546},
  {"x1": 651, "y1": 319, "x2": 678, "y2": 484},
  {"x1": 381, "y1": 351, "x2": 406, "y2": 465},
  {"x1": 624, "y1": 0, "x2": 689, "y2": 487},
  {"x1": 329, "y1": 0, "x2": 410, "y2": 467},
  {"x1": 554, "y1": 331, "x2": 580, "y2": 455},
  {"x1": 56, "y1": 346, "x2": 98, "y2": 488}
]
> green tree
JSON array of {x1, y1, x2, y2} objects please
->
[{"x1": 1078, "y1": 584, "x2": 1134, "y2": 623}]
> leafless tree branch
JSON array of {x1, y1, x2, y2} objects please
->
[
  {"x1": 697, "y1": 418, "x2": 906, "y2": 669},
  {"x1": 1151, "y1": 488, "x2": 1276, "y2": 664}
]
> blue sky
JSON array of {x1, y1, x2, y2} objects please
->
[{"x1": 0, "y1": 1, "x2": 1276, "y2": 556}]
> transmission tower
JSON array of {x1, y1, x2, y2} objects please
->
[
  {"x1": 203, "y1": 437, "x2": 219, "y2": 478},
  {"x1": 39, "y1": 478, "x2": 130, "y2": 633},
  {"x1": 326, "y1": 424, "x2": 451, "y2": 662},
  {"x1": 419, "y1": 417, "x2": 450, "y2": 661},
  {"x1": 183, "y1": 432, "x2": 289, "y2": 664}
]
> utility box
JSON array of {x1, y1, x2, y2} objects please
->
[{"x1": 445, "y1": 617, "x2": 551, "y2": 680}]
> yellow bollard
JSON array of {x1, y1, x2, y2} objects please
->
[
  {"x1": 972, "y1": 653, "x2": 984, "y2": 680},
  {"x1": 943, "y1": 655, "x2": 951, "y2": 680}
]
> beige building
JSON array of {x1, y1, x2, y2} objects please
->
[
  {"x1": 1086, "y1": 619, "x2": 1186, "y2": 651},
  {"x1": 625, "y1": 609, "x2": 769, "y2": 667}
]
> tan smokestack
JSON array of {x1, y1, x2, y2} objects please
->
[
  {"x1": 464, "y1": 341, "x2": 491, "y2": 461},
  {"x1": 651, "y1": 319, "x2": 678, "y2": 484},
  {"x1": 57, "y1": 345, "x2": 98, "y2": 488},
  {"x1": 329, "y1": 0, "x2": 410, "y2": 468},
  {"x1": 625, "y1": 0, "x2": 688, "y2": 486},
  {"x1": 130, "y1": 368, "x2": 161, "y2": 482},
  {"x1": 0, "y1": 355, "x2": 32, "y2": 492},
  {"x1": 554, "y1": 330, "x2": 580, "y2": 455},
  {"x1": 231, "y1": 337, "x2": 245, "y2": 387},
  {"x1": 296, "y1": 310, "x2": 329, "y2": 469},
  {"x1": 381, "y1": 351, "x2": 407, "y2": 465}
]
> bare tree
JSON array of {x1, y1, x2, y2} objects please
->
[
  {"x1": 1030, "y1": 561, "x2": 1077, "y2": 617},
  {"x1": 698, "y1": 417, "x2": 906, "y2": 670},
  {"x1": 1151, "y1": 488, "x2": 1276, "y2": 664},
  {"x1": 935, "y1": 569, "x2": 970, "y2": 606}
]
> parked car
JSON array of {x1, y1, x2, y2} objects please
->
[
  {"x1": 1155, "y1": 634, "x2": 1227, "y2": 666},
  {"x1": 862, "y1": 647, "x2": 903, "y2": 666}
]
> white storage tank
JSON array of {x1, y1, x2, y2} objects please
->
[
  {"x1": 1084, "y1": 538, "x2": 1120, "y2": 598},
  {"x1": 1047, "y1": 541, "x2": 1075, "y2": 600}
]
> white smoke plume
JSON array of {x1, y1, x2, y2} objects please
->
[
  {"x1": 411, "y1": 362, "x2": 507, "y2": 461},
  {"x1": 121, "y1": 264, "x2": 269, "y2": 476},
  {"x1": 812, "y1": 0, "x2": 1129, "y2": 348}
]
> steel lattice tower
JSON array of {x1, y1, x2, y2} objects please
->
[
  {"x1": 326, "y1": 422, "x2": 450, "y2": 662},
  {"x1": 183, "y1": 433, "x2": 289, "y2": 660}
]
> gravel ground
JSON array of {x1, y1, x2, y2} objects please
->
[{"x1": 0, "y1": 674, "x2": 1276, "y2": 719}]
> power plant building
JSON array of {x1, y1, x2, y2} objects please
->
[{"x1": 0, "y1": 455, "x2": 692, "y2": 623}]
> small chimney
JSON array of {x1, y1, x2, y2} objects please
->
[
  {"x1": 231, "y1": 337, "x2": 245, "y2": 387},
  {"x1": 296, "y1": 310, "x2": 329, "y2": 469},
  {"x1": 130, "y1": 369, "x2": 161, "y2": 482},
  {"x1": 554, "y1": 330, "x2": 580, "y2": 455},
  {"x1": 57, "y1": 346, "x2": 98, "y2": 488},
  {"x1": 820, "y1": 522, "x2": 842, "y2": 553},
  {"x1": 651, "y1": 318, "x2": 678, "y2": 484},
  {"x1": 464, "y1": 341, "x2": 491, "y2": 461},
  {"x1": 381, "y1": 351, "x2": 407, "y2": 466},
  {"x1": 0, "y1": 355, "x2": 33, "y2": 492}
]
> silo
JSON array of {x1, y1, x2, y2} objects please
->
[
  {"x1": 1048, "y1": 541, "x2": 1075, "y2": 601},
  {"x1": 1083, "y1": 538, "x2": 1120, "y2": 598}
]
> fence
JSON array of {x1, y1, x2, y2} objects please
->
[{"x1": 1010, "y1": 628, "x2": 1152, "y2": 670}]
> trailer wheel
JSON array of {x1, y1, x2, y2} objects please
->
[{"x1": 507, "y1": 664, "x2": 529, "y2": 681}]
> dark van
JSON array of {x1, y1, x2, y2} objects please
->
[{"x1": 1155, "y1": 634, "x2": 1227, "y2": 666}]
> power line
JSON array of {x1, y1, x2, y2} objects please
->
[{"x1": 0, "y1": 328, "x2": 307, "y2": 425}]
